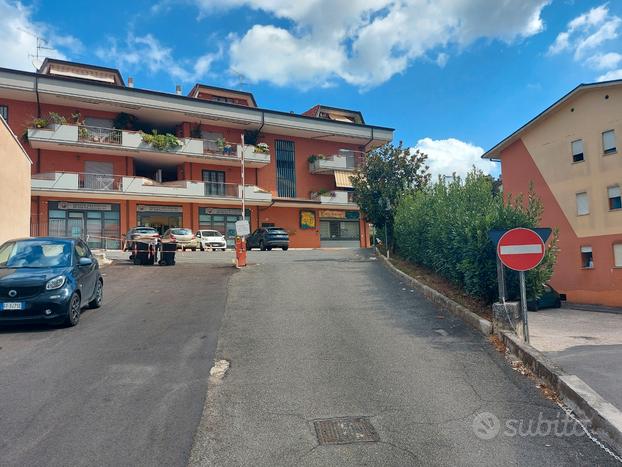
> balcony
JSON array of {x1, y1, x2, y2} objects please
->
[
  {"x1": 27, "y1": 124, "x2": 270, "y2": 168},
  {"x1": 308, "y1": 150, "x2": 363, "y2": 174},
  {"x1": 31, "y1": 172, "x2": 272, "y2": 205},
  {"x1": 310, "y1": 190, "x2": 356, "y2": 207}
]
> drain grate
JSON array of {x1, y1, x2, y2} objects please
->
[{"x1": 313, "y1": 417, "x2": 379, "y2": 445}]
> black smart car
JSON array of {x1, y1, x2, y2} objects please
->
[
  {"x1": 0, "y1": 237, "x2": 103, "y2": 327},
  {"x1": 246, "y1": 227, "x2": 289, "y2": 251}
]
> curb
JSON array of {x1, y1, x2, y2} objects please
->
[
  {"x1": 375, "y1": 251, "x2": 492, "y2": 336},
  {"x1": 375, "y1": 249, "x2": 622, "y2": 456},
  {"x1": 500, "y1": 331, "x2": 622, "y2": 455}
]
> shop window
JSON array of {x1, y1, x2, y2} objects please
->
[
  {"x1": 571, "y1": 139, "x2": 584, "y2": 162},
  {"x1": 580, "y1": 246, "x2": 594, "y2": 268},
  {"x1": 603, "y1": 130, "x2": 616, "y2": 154},
  {"x1": 576, "y1": 192, "x2": 589, "y2": 215},
  {"x1": 608, "y1": 185, "x2": 622, "y2": 210},
  {"x1": 614, "y1": 244, "x2": 622, "y2": 268},
  {"x1": 0, "y1": 105, "x2": 7, "y2": 122}
]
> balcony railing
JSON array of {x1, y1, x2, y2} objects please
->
[
  {"x1": 31, "y1": 172, "x2": 272, "y2": 202},
  {"x1": 310, "y1": 190, "x2": 357, "y2": 205},
  {"x1": 308, "y1": 149, "x2": 365, "y2": 174},
  {"x1": 27, "y1": 125, "x2": 271, "y2": 167}
]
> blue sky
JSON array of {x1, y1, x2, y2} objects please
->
[{"x1": 2, "y1": 0, "x2": 621, "y2": 178}]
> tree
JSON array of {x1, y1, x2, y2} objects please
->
[{"x1": 351, "y1": 142, "x2": 430, "y2": 250}]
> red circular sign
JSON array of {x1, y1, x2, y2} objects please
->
[{"x1": 497, "y1": 228, "x2": 546, "y2": 272}]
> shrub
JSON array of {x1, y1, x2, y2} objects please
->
[
  {"x1": 394, "y1": 170, "x2": 558, "y2": 304},
  {"x1": 141, "y1": 130, "x2": 181, "y2": 150}
]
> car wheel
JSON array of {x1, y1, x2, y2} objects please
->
[
  {"x1": 221, "y1": 248, "x2": 226, "y2": 251},
  {"x1": 191, "y1": 247, "x2": 197, "y2": 252},
  {"x1": 200, "y1": 244, "x2": 205, "y2": 251},
  {"x1": 88, "y1": 279, "x2": 103, "y2": 309},
  {"x1": 64, "y1": 292, "x2": 81, "y2": 327},
  {"x1": 553, "y1": 299, "x2": 562, "y2": 308},
  {"x1": 260, "y1": 241, "x2": 266, "y2": 251},
  {"x1": 282, "y1": 246, "x2": 288, "y2": 251},
  {"x1": 266, "y1": 246, "x2": 272, "y2": 251}
]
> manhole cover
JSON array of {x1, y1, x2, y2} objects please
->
[{"x1": 313, "y1": 417, "x2": 379, "y2": 445}]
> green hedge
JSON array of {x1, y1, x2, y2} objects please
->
[{"x1": 394, "y1": 171, "x2": 557, "y2": 304}]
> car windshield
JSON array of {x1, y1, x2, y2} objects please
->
[
  {"x1": 133, "y1": 228, "x2": 157, "y2": 234},
  {"x1": 203, "y1": 231, "x2": 222, "y2": 237},
  {"x1": 0, "y1": 240, "x2": 72, "y2": 268},
  {"x1": 266, "y1": 228, "x2": 287, "y2": 234},
  {"x1": 171, "y1": 228, "x2": 192, "y2": 235}
]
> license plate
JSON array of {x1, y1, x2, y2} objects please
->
[{"x1": 1, "y1": 302, "x2": 24, "y2": 310}]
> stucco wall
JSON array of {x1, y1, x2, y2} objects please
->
[{"x1": 0, "y1": 117, "x2": 32, "y2": 244}]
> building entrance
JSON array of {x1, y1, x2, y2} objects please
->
[{"x1": 136, "y1": 205, "x2": 183, "y2": 235}]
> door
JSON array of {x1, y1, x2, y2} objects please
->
[
  {"x1": 75, "y1": 240, "x2": 96, "y2": 303},
  {"x1": 67, "y1": 213, "x2": 85, "y2": 239}
]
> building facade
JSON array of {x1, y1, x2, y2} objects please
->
[
  {"x1": 0, "y1": 113, "x2": 32, "y2": 244},
  {"x1": 0, "y1": 59, "x2": 393, "y2": 249},
  {"x1": 483, "y1": 80, "x2": 622, "y2": 307}
]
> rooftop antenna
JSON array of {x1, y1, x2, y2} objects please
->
[
  {"x1": 18, "y1": 27, "x2": 54, "y2": 70},
  {"x1": 231, "y1": 69, "x2": 249, "y2": 91}
]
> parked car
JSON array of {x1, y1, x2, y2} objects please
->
[
  {"x1": 196, "y1": 230, "x2": 227, "y2": 251},
  {"x1": 527, "y1": 283, "x2": 563, "y2": 311},
  {"x1": 125, "y1": 226, "x2": 159, "y2": 252},
  {"x1": 162, "y1": 228, "x2": 199, "y2": 251},
  {"x1": 246, "y1": 227, "x2": 289, "y2": 251},
  {"x1": 0, "y1": 237, "x2": 103, "y2": 327}
]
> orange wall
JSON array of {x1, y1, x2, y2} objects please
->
[{"x1": 500, "y1": 139, "x2": 622, "y2": 306}]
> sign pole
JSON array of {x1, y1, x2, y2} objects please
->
[
  {"x1": 240, "y1": 133, "x2": 246, "y2": 222},
  {"x1": 519, "y1": 271, "x2": 530, "y2": 343}
]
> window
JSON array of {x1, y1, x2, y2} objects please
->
[
  {"x1": 613, "y1": 244, "x2": 622, "y2": 267},
  {"x1": 580, "y1": 246, "x2": 594, "y2": 268},
  {"x1": 276, "y1": 140, "x2": 296, "y2": 197},
  {"x1": 576, "y1": 192, "x2": 589, "y2": 215},
  {"x1": 571, "y1": 139, "x2": 584, "y2": 162},
  {"x1": 203, "y1": 170, "x2": 226, "y2": 196},
  {"x1": 603, "y1": 130, "x2": 616, "y2": 154},
  {"x1": 0, "y1": 105, "x2": 7, "y2": 122},
  {"x1": 608, "y1": 186, "x2": 622, "y2": 210}
]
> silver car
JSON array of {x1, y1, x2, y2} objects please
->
[
  {"x1": 162, "y1": 228, "x2": 199, "y2": 251},
  {"x1": 196, "y1": 230, "x2": 227, "y2": 251}
]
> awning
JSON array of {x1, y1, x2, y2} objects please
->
[{"x1": 334, "y1": 170, "x2": 353, "y2": 188}]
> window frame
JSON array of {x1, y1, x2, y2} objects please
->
[
  {"x1": 613, "y1": 243, "x2": 622, "y2": 268},
  {"x1": 608, "y1": 185, "x2": 622, "y2": 211},
  {"x1": 602, "y1": 129, "x2": 617, "y2": 155},
  {"x1": 580, "y1": 245, "x2": 594, "y2": 269},
  {"x1": 0, "y1": 104, "x2": 7, "y2": 122},
  {"x1": 571, "y1": 139, "x2": 584, "y2": 163}
]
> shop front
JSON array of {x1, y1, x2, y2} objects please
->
[
  {"x1": 48, "y1": 201, "x2": 121, "y2": 249},
  {"x1": 199, "y1": 207, "x2": 250, "y2": 247},
  {"x1": 136, "y1": 204, "x2": 183, "y2": 234},
  {"x1": 319, "y1": 210, "x2": 361, "y2": 248}
]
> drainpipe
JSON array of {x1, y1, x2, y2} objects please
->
[
  {"x1": 362, "y1": 127, "x2": 375, "y2": 152},
  {"x1": 35, "y1": 74, "x2": 42, "y2": 172}
]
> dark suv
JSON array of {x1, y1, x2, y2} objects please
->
[{"x1": 246, "y1": 227, "x2": 289, "y2": 251}]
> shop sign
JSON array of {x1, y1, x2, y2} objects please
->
[
  {"x1": 300, "y1": 210, "x2": 316, "y2": 229},
  {"x1": 203, "y1": 208, "x2": 249, "y2": 216},
  {"x1": 319, "y1": 210, "x2": 345, "y2": 219},
  {"x1": 345, "y1": 211, "x2": 360, "y2": 220},
  {"x1": 58, "y1": 202, "x2": 112, "y2": 211},
  {"x1": 137, "y1": 205, "x2": 183, "y2": 213}
]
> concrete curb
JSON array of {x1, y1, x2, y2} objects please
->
[
  {"x1": 500, "y1": 331, "x2": 622, "y2": 455},
  {"x1": 375, "y1": 251, "x2": 492, "y2": 336},
  {"x1": 376, "y1": 249, "x2": 622, "y2": 456}
]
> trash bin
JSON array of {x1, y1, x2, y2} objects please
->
[
  {"x1": 133, "y1": 240, "x2": 156, "y2": 266},
  {"x1": 159, "y1": 241, "x2": 176, "y2": 266}
]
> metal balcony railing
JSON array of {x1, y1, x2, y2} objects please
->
[
  {"x1": 77, "y1": 125, "x2": 122, "y2": 145},
  {"x1": 203, "y1": 139, "x2": 239, "y2": 157}
]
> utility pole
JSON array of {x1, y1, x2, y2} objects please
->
[{"x1": 241, "y1": 133, "x2": 246, "y2": 221}]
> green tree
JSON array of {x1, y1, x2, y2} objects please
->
[{"x1": 351, "y1": 142, "x2": 430, "y2": 251}]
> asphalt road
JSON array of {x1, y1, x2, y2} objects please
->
[
  {"x1": 0, "y1": 258, "x2": 232, "y2": 467},
  {"x1": 189, "y1": 248, "x2": 617, "y2": 466}
]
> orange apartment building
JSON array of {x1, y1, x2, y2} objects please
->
[
  {"x1": 0, "y1": 59, "x2": 393, "y2": 249},
  {"x1": 483, "y1": 79, "x2": 622, "y2": 307}
]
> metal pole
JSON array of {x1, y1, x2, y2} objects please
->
[
  {"x1": 519, "y1": 271, "x2": 529, "y2": 343},
  {"x1": 496, "y1": 256, "x2": 506, "y2": 302},
  {"x1": 241, "y1": 133, "x2": 246, "y2": 221},
  {"x1": 385, "y1": 225, "x2": 389, "y2": 260}
]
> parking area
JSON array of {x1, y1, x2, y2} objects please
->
[
  {"x1": 0, "y1": 255, "x2": 233, "y2": 466},
  {"x1": 529, "y1": 306, "x2": 622, "y2": 412}
]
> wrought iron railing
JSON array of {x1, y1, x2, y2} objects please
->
[{"x1": 77, "y1": 125, "x2": 122, "y2": 145}]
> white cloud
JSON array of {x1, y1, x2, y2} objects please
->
[
  {"x1": 597, "y1": 68, "x2": 622, "y2": 82},
  {"x1": 0, "y1": 0, "x2": 81, "y2": 71},
  {"x1": 548, "y1": 4, "x2": 621, "y2": 75},
  {"x1": 191, "y1": 0, "x2": 550, "y2": 88},
  {"x1": 96, "y1": 34, "x2": 220, "y2": 84},
  {"x1": 412, "y1": 137, "x2": 497, "y2": 180}
]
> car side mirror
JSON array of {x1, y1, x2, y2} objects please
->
[{"x1": 79, "y1": 257, "x2": 93, "y2": 267}]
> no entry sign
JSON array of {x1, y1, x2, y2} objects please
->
[{"x1": 497, "y1": 227, "x2": 546, "y2": 272}]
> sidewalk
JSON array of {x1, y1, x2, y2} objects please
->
[{"x1": 529, "y1": 306, "x2": 622, "y2": 412}]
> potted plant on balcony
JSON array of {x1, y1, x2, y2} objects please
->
[
  {"x1": 224, "y1": 143, "x2": 233, "y2": 155},
  {"x1": 255, "y1": 142, "x2": 270, "y2": 154},
  {"x1": 141, "y1": 130, "x2": 182, "y2": 151},
  {"x1": 47, "y1": 112, "x2": 67, "y2": 129},
  {"x1": 308, "y1": 154, "x2": 326, "y2": 164},
  {"x1": 113, "y1": 112, "x2": 138, "y2": 130},
  {"x1": 32, "y1": 117, "x2": 49, "y2": 129}
]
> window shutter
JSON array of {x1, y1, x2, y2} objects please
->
[
  {"x1": 614, "y1": 244, "x2": 622, "y2": 267},
  {"x1": 603, "y1": 130, "x2": 616, "y2": 152},
  {"x1": 571, "y1": 140, "x2": 583, "y2": 156},
  {"x1": 608, "y1": 186, "x2": 621, "y2": 199},
  {"x1": 580, "y1": 246, "x2": 592, "y2": 253},
  {"x1": 576, "y1": 192, "x2": 589, "y2": 215}
]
